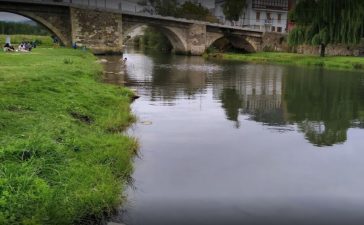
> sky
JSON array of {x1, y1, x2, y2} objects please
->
[{"x1": 0, "y1": 12, "x2": 30, "y2": 22}]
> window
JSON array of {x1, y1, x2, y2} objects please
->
[
  {"x1": 271, "y1": 26, "x2": 275, "y2": 32},
  {"x1": 266, "y1": 12, "x2": 271, "y2": 20},
  {"x1": 256, "y1": 11, "x2": 261, "y2": 21},
  {"x1": 277, "y1": 14, "x2": 282, "y2": 23},
  {"x1": 277, "y1": 27, "x2": 282, "y2": 32}
]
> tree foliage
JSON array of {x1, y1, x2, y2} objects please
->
[
  {"x1": 136, "y1": 27, "x2": 172, "y2": 51},
  {"x1": 288, "y1": 0, "x2": 364, "y2": 56},
  {"x1": 0, "y1": 21, "x2": 49, "y2": 35},
  {"x1": 222, "y1": 0, "x2": 247, "y2": 22},
  {"x1": 176, "y1": 1, "x2": 214, "y2": 21},
  {"x1": 138, "y1": 0, "x2": 217, "y2": 22}
]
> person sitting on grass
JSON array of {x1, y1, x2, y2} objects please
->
[
  {"x1": 18, "y1": 43, "x2": 25, "y2": 52},
  {"x1": 25, "y1": 42, "x2": 32, "y2": 52},
  {"x1": 17, "y1": 42, "x2": 31, "y2": 52},
  {"x1": 3, "y1": 43, "x2": 15, "y2": 52}
]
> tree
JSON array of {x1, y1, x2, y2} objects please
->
[
  {"x1": 288, "y1": 0, "x2": 364, "y2": 57},
  {"x1": 138, "y1": 0, "x2": 217, "y2": 22},
  {"x1": 176, "y1": 1, "x2": 214, "y2": 22},
  {"x1": 222, "y1": 0, "x2": 247, "y2": 22},
  {"x1": 0, "y1": 21, "x2": 49, "y2": 35}
]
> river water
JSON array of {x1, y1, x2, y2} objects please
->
[{"x1": 102, "y1": 51, "x2": 364, "y2": 225}]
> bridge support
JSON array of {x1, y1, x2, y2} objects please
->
[
  {"x1": 70, "y1": 8, "x2": 123, "y2": 55},
  {"x1": 187, "y1": 24, "x2": 207, "y2": 56}
]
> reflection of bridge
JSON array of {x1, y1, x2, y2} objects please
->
[{"x1": 0, "y1": 0, "x2": 264, "y2": 55}]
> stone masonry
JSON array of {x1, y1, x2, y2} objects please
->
[{"x1": 70, "y1": 7, "x2": 123, "y2": 55}]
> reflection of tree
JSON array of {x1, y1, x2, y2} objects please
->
[
  {"x1": 299, "y1": 121, "x2": 347, "y2": 146},
  {"x1": 284, "y1": 70, "x2": 362, "y2": 146},
  {"x1": 251, "y1": 107, "x2": 285, "y2": 126},
  {"x1": 214, "y1": 64, "x2": 286, "y2": 128},
  {"x1": 220, "y1": 88, "x2": 242, "y2": 127}
]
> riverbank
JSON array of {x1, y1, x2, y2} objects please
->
[
  {"x1": 0, "y1": 48, "x2": 137, "y2": 224},
  {"x1": 208, "y1": 52, "x2": 364, "y2": 71}
]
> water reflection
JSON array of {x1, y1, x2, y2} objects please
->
[
  {"x1": 284, "y1": 69, "x2": 364, "y2": 146},
  {"x1": 102, "y1": 51, "x2": 364, "y2": 225},
  {"x1": 213, "y1": 64, "x2": 286, "y2": 128},
  {"x1": 102, "y1": 52, "x2": 364, "y2": 147}
]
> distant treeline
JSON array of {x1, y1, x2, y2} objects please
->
[{"x1": 0, "y1": 21, "x2": 50, "y2": 35}]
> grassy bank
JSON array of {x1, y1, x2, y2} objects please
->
[
  {"x1": 0, "y1": 35, "x2": 54, "y2": 47},
  {"x1": 210, "y1": 52, "x2": 364, "y2": 71},
  {"x1": 0, "y1": 49, "x2": 137, "y2": 224}
]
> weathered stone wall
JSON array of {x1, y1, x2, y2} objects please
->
[
  {"x1": 70, "y1": 7, "x2": 123, "y2": 55},
  {"x1": 187, "y1": 24, "x2": 207, "y2": 55},
  {"x1": 245, "y1": 36, "x2": 263, "y2": 52},
  {"x1": 260, "y1": 32, "x2": 364, "y2": 56},
  {"x1": 296, "y1": 44, "x2": 363, "y2": 56},
  {"x1": 261, "y1": 32, "x2": 289, "y2": 52}
]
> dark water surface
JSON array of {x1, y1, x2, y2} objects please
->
[{"x1": 102, "y1": 51, "x2": 364, "y2": 225}]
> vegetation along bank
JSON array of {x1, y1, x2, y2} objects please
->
[
  {"x1": 208, "y1": 52, "x2": 364, "y2": 71},
  {"x1": 0, "y1": 48, "x2": 137, "y2": 224},
  {"x1": 208, "y1": 52, "x2": 364, "y2": 70}
]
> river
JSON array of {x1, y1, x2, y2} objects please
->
[{"x1": 102, "y1": 50, "x2": 364, "y2": 225}]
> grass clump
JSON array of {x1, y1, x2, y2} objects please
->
[
  {"x1": 0, "y1": 48, "x2": 137, "y2": 224},
  {"x1": 63, "y1": 58, "x2": 74, "y2": 64},
  {"x1": 213, "y1": 52, "x2": 364, "y2": 71}
]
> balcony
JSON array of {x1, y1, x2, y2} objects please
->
[
  {"x1": 264, "y1": 19, "x2": 273, "y2": 25},
  {"x1": 252, "y1": 0, "x2": 288, "y2": 11}
]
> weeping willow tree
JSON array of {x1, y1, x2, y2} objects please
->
[{"x1": 288, "y1": 0, "x2": 364, "y2": 57}]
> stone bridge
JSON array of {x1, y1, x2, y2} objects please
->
[{"x1": 0, "y1": 0, "x2": 264, "y2": 55}]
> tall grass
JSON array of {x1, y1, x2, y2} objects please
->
[{"x1": 0, "y1": 48, "x2": 137, "y2": 224}]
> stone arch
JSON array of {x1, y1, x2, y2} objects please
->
[
  {"x1": 0, "y1": 10, "x2": 70, "y2": 46},
  {"x1": 208, "y1": 34, "x2": 259, "y2": 53},
  {"x1": 122, "y1": 22, "x2": 188, "y2": 54},
  {"x1": 158, "y1": 26, "x2": 188, "y2": 54}
]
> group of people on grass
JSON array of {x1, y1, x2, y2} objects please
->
[{"x1": 3, "y1": 41, "x2": 36, "y2": 53}]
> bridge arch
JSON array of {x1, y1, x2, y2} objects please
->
[
  {"x1": 123, "y1": 22, "x2": 188, "y2": 54},
  {"x1": 0, "y1": 11, "x2": 70, "y2": 46},
  {"x1": 208, "y1": 34, "x2": 260, "y2": 53}
]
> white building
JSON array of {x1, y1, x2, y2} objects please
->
[{"x1": 214, "y1": 0, "x2": 290, "y2": 33}]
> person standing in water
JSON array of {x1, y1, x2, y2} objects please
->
[{"x1": 121, "y1": 57, "x2": 128, "y2": 68}]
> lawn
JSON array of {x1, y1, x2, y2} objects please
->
[
  {"x1": 0, "y1": 48, "x2": 137, "y2": 224},
  {"x1": 211, "y1": 52, "x2": 364, "y2": 71}
]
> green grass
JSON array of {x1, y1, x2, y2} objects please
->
[
  {"x1": 210, "y1": 52, "x2": 364, "y2": 71},
  {"x1": 1, "y1": 35, "x2": 54, "y2": 47},
  {"x1": 0, "y1": 48, "x2": 137, "y2": 224}
]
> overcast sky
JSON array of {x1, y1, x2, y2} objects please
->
[{"x1": 0, "y1": 12, "x2": 30, "y2": 22}]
